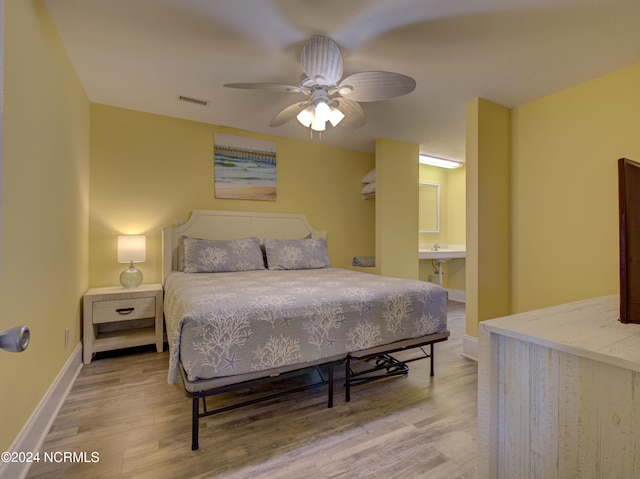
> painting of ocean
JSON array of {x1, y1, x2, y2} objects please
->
[{"x1": 214, "y1": 133, "x2": 276, "y2": 201}]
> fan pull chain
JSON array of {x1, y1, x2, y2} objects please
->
[{"x1": 308, "y1": 129, "x2": 323, "y2": 141}]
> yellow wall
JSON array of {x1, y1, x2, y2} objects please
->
[
  {"x1": 511, "y1": 63, "x2": 640, "y2": 313},
  {"x1": 418, "y1": 164, "x2": 467, "y2": 290},
  {"x1": 1, "y1": 0, "x2": 90, "y2": 452},
  {"x1": 447, "y1": 166, "x2": 467, "y2": 246},
  {"x1": 89, "y1": 104, "x2": 375, "y2": 287},
  {"x1": 418, "y1": 164, "x2": 447, "y2": 285},
  {"x1": 375, "y1": 138, "x2": 419, "y2": 279},
  {"x1": 466, "y1": 98, "x2": 511, "y2": 338},
  {"x1": 418, "y1": 164, "x2": 449, "y2": 246},
  {"x1": 467, "y1": 63, "x2": 640, "y2": 341},
  {"x1": 446, "y1": 166, "x2": 466, "y2": 291}
]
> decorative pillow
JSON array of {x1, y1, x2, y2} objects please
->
[
  {"x1": 263, "y1": 237, "x2": 331, "y2": 270},
  {"x1": 182, "y1": 236, "x2": 265, "y2": 273}
]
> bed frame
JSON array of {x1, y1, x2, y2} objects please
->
[{"x1": 162, "y1": 209, "x2": 449, "y2": 450}]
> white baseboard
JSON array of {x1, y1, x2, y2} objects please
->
[
  {"x1": 447, "y1": 289, "x2": 466, "y2": 303},
  {"x1": 0, "y1": 344, "x2": 82, "y2": 479},
  {"x1": 462, "y1": 334, "x2": 478, "y2": 361}
]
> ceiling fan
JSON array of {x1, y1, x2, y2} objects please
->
[{"x1": 224, "y1": 35, "x2": 416, "y2": 133}]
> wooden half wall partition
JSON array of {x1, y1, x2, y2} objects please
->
[{"x1": 478, "y1": 295, "x2": 640, "y2": 478}]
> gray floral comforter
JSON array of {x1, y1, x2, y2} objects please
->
[{"x1": 164, "y1": 268, "x2": 448, "y2": 384}]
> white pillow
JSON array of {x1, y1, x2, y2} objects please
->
[
  {"x1": 361, "y1": 182, "x2": 376, "y2": 195},
  {"x1": 361, "y1": 169, "x2": 376, "y2": 184}
]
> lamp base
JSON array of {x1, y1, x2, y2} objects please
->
[{"x1": 120, "y1": 266, "x2": 143, "y2": 288}]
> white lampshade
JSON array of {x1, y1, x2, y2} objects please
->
[
  {"x1": 328, "y1": 107, "x2": 345, "y2": 127},
  {"x1": 296, "y1": 107, "x2": 314, "y2": 128},
  {"x1": 311, "y1": 117, "x2": 326, "y2": 132},
  {"x1": 117, "y1": 235, "x2": 146, "y2": 263},
  {"x1": 314, "y1": 101, "x2": 331, "y2": 123}
]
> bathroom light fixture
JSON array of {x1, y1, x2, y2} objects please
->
[
  {"x1": 419, "y1": 154, "x2": 463, "y2": 169},
  {"x1": 117, "y1": 235, "x2": 146, "y2": 288}
]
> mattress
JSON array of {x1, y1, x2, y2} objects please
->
[{"x1": 164, "y1": 267, "x2": 448, "y2": 384}]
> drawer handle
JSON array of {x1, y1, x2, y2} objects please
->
[{"x1": 115, "y1": 307, "x2": 135, "y2": 315}]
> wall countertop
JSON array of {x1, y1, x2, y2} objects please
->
[{"x1": 418, "y1": 244, "x2": 466, "y2": 260}]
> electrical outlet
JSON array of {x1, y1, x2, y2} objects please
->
[{"x1": 65, "y1": 328, "x2": 70, "y2": 348}]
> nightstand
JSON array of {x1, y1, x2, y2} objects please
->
[{"x1": 83, "y1": 284, "x2": 163, "y2": 365}]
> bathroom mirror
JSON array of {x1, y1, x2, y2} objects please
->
[{"x1": 419, "y1": 182, "x2": 440, "y2": 233}]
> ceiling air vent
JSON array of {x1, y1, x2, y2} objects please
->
[{"x1": 177, "y1": 95, "x2": 210, "y2": 107}]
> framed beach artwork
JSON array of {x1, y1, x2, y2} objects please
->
[{"x1": 214, "y1": 133, "x2": 277, "y2": 201}]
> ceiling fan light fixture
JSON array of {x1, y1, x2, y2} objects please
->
[
  {"x1": 311, "y1": 117, "x2": 326, "y2": 132},
  {"x1": 225, "y1": 35, "x2": 415, "y2": 135},
  {"x1": 314, "y1": 101, "x2": 331, "y2": 123},
  {"x1": 296, "y1": 107, "x2": 314, "y2": 128},
  {"x1": 328, "y1": 107, "x2": 345, "y2": 127}
]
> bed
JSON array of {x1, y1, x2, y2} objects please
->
[{"x1": 162, "y1": 210, "x2": 450, "y2": 450}]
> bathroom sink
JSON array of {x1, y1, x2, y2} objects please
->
[{"x1": 418, "y1": 244, "x2": 466, "y2": 261}]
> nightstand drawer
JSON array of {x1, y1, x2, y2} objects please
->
[{"x1": 92, "y1": 297, "x2": 156, "y2": 324}]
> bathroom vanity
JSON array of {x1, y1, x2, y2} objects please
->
[{"x1": 418, "y1": 244, "x2": 466, "y2": 260}]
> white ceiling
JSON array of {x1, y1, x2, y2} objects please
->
[{"x1": 44, "y1": 0, "x2": 640, "y2": 161}]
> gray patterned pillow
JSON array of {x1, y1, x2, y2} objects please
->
[
  {"x1": 263, "y1": 237, "x2": 330, "y2": 270},
  {"x1": 182, "y1": 236, "x2": 265, "y2": 273}
]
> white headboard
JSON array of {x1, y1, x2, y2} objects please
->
[{"x1": 162, "y1": 210, "x2": 326, "y2": 284}]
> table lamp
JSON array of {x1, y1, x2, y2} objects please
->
[{"x1": 117, "y1": 235, "x2": 146, "y2": 288}]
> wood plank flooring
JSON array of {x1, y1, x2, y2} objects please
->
[{"x1": 27, "y1": 301, "x2": 477, "y2": 479}]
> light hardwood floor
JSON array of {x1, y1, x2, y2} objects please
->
[{"x1": 27, "y1": 301, "x2": 477, "y2": 479}]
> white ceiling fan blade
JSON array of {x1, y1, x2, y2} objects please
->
[
  {"x1": 224, "y1": 82, "x2": 307, "y2": 93},
  {"x1": 333, "y1": 98, "x2": 365, "y2": 129},
  {"x1": 338, "y1": 72, "x2": 416, "y2": 102},
  {"x1": 270, "y1": 101, "x2": 310, "y2": 127},
  {"x1": 300, "y1": 35, "x2": 344, "y2": 86}
]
